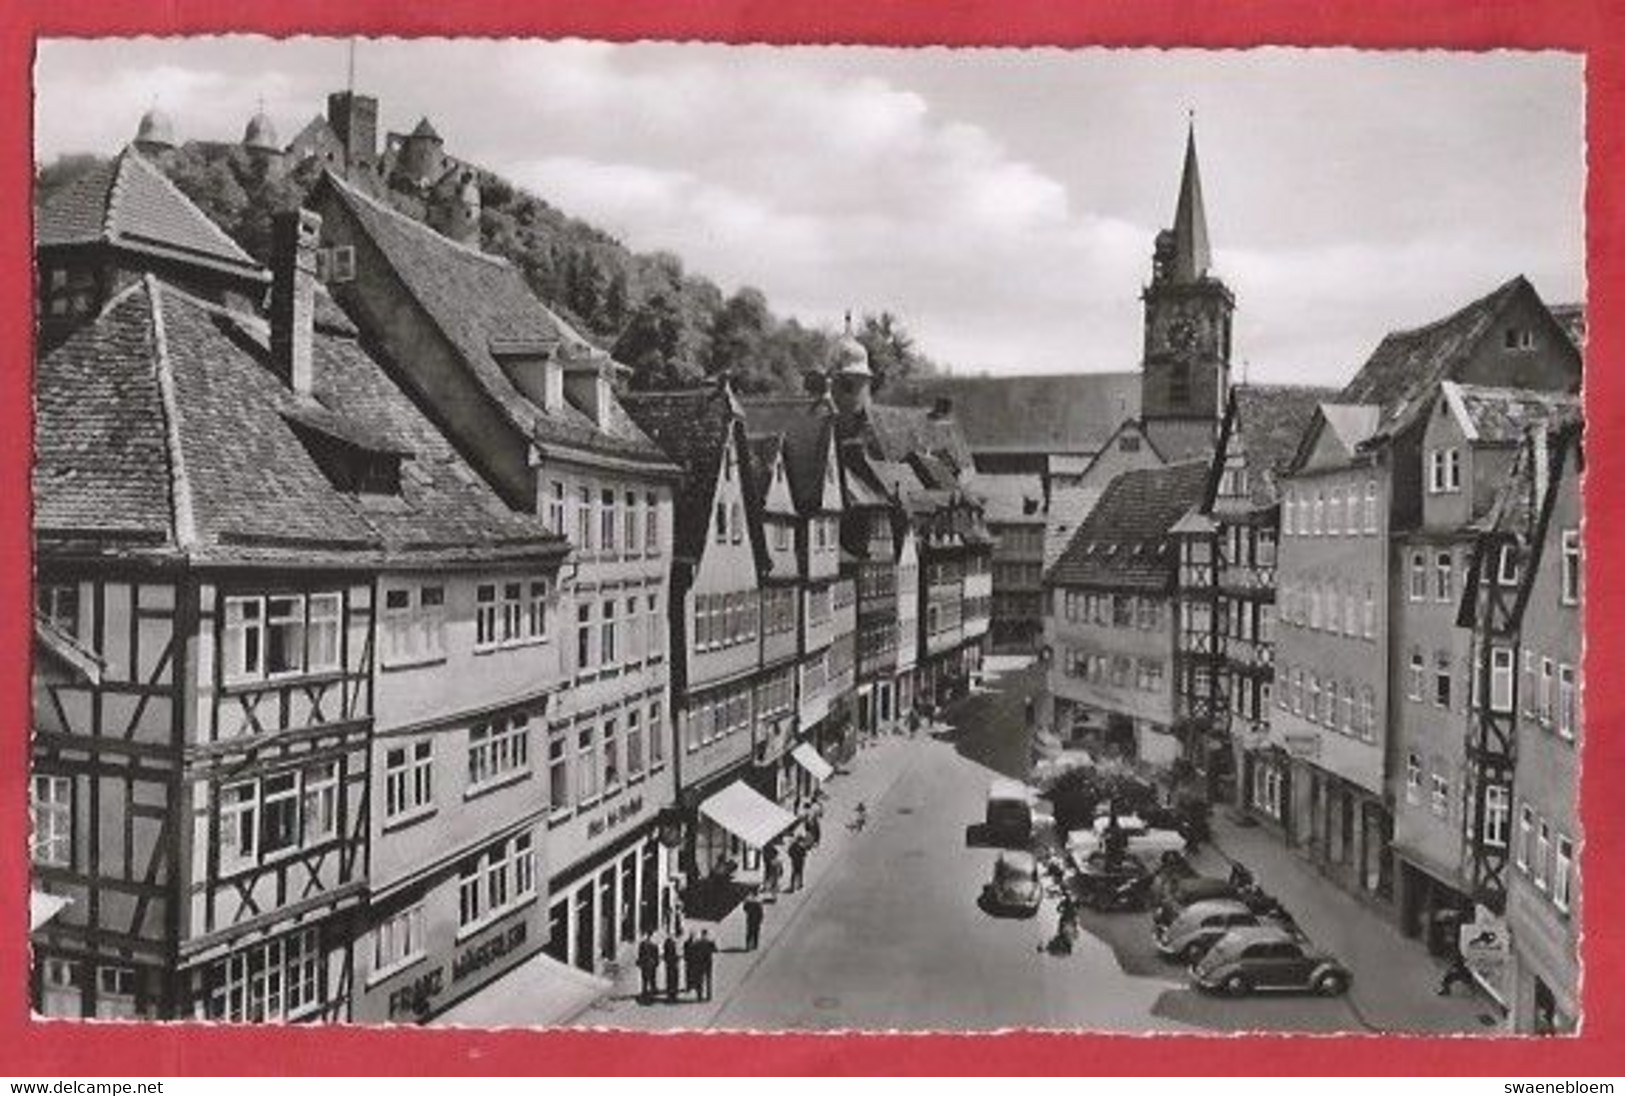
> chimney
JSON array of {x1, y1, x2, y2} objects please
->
[
  {"x1": 271, "y1": 209, "x2": 321, "y2": 396},
  {"x1": 929, "y1": 396, "x2": 954, "y2": 420}
]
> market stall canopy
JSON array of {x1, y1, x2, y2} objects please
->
[
  {"x1": 700, "y1": 781, "x2": 798, "y2": 849},
  {"x1": 436, "y1": 949, "x2": 610, "y2": 1027},
  {"x1": 790, "y1": 743, "x2": 835, "y2": 784}
]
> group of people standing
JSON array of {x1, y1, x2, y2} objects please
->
[{"x1": 635, "y1": 929, "x2": 719, "y2": 1004}]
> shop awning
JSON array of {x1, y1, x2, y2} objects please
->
[
  {"x1": 791, "y1": 742, "x2": 835, "y2": 784},
  {"x1": 699, "y1": 781, "x2": 798, "y2": 849},
  {"x1": 435, "y1": 949, "x2": 611, "y2": 1027},
  {"x1": 29, "y1": 891, "x2": 70, "y2": 932}
]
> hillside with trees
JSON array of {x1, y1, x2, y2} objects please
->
[{"x1": 35, "y1": 144, "x2": 942, "y2": 395}]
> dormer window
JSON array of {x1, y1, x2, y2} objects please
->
[
  {"x1": 1504, "y1": 327, "x2": 1535, "y2": 351},
  {"x1": 317, "y1": 245, "x2": 356, "y2": 284},
  {"x1": 283, "y1": 406, "x2": 408, "y2": 496},
  {"x1": 1427, "y1": 448, "x2": 1462, "y2": 494},
  {"x1": 1119, "y1": 434, "x2": 1141, "y2": 453}
]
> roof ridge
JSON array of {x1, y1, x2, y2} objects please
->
[
  {"x1": 325, "y1": 168, "x2": 509, "y2": 269},
  {"x1": 144, "y1": 274, "x2": 199, "y2": 549},
  {"x1": 1383, "y1": 274, "x2": 1525, "y2": 342}
]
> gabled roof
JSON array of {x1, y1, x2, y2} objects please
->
[
  {"x1": 882, "y1": 373, "x2": 1140, "y2": 456},
  {"x1": 1224, "y1": 384, "x2": 1339, "y2": 506},
  {"x1": 1045, "y1": 461, "x2": 1209, "y2": 590},
  {"x1": 1439, "y1": 381, "x2": 1580, "y2": 445},
  {"x1": 740, "y1": 396, "x2": 838, "y2": 516},
  {"x1": 35, "y1": 146, "x2": 266, "y2": 281},
  {"x1": 315, "y1": 171, "x2": 669, "y2": 468},
  {"x1": 1044, "y1": 485, "x2": 1106, "y2": 570},
  {"x1": 972, "y1": 473, "x2": 1046, "y2": 525},
  {"x1": 1301, "y1": 403, "x2": 1382, "y2": 469},
  {"x1": 35, "y1": 275, "x2": 566, "y2": 568},
  {"x1": 1338, "y1": 275, "x2": 1535, "y2": 433},
  {"x1": 744, "y1": 433, "x2": 783, "y2": 511},
  {"x1": 621, "y1": 386, "x2": 740, "y2": 564}
]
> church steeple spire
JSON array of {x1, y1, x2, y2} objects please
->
[{"x1": 1171, "y1": 116, "x2": 1211, "y2": 284}]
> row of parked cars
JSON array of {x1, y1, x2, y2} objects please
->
[{"x1": 1149, "y1": 860, "x2": 1352, "y2": 997}]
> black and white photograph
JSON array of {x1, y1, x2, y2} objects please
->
[{"x1": 27, "y1": 38, "x2": 1584, "y2": 1036}]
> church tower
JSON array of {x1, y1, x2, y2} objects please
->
[{"x1": 1140, "y1": 122, "x2": 1234, "y2": 424}]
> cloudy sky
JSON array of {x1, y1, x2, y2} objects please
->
[{"x1": 34, "y1": 39, "x2": 1583, "y2": 386}]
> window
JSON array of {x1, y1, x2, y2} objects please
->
[
  {"x1": 1504, "y1": 327, "x2": 1535, "y2": 351},
  {"x1": 223, "y1": 597, "x2": 264, "y2": 682},
  {"x1": 264, "y1": 595, "x2": 307, "y2": 676},
  {"x1": 648, "y1": 700, "x2": 665, "y2": 770},
  {"x1": 1434, "y1": 651, "x2": 1452, "y2": 709},
  {"x1": 1313, "y1": 493, "x2": 1324, "y2": 535},
  {"x1": 1434, "y1": 552, "x2": 1453, "y2": 603},
  {"x1": 1428, "y1": 448, "x2": 1462, "y2": 493},
  {"x1": 31, "y1": 774, "x2": 71, "y2": 867},
  {"x1": 1362, "y1": 585, "x2": 1375, "y2": 639},
  {"x1": 1554, "y1": 835, "x2": 1573, "y2": 913},
  {"x1": 499, "y1": 582, "x2": 525, "y2": 644},
  {"x1": 547, "y1": 729, "x2": 569, "y2": 812},
  {"x1": 476, "y1": 585, "x2": 500, "y2": 649},
  {"x1": 576, "y1": 487, "x2": 593, "y2": 552},
  {"x1": 1535, "y1": 820, "x2": 1551, "y2": 891},
  {"x1": 1558, "y1": 665, "x2": 1576, "y2": 739},
  {"x1": 715, "y1": 502, "x2": 728, "y2": 545},
  {"x1": 1364, "y1": 480, "x2": 1378, "y2": 533},
  {"x1": 1408, "y1": 649, "x2": 1425, "y2": 701},
  {"x1": 645, "y1": 492, "x2": 660, "y2": 553},
  {"x1": 1516, "y1": 804, "x2": 1534, "y2": 871},
  {"x1": 600, "y1": 489, "x2": 618, "y2": 553},
  {"x1": 37, "y1": 583, "x2": 80, "y2": 638},
  {"x1": 576, "y1": 603, "x2": 593, "y2": 671},
  {"x1": 1361, "y1": 687, "x2": 1375, "y2": 741},
  {"x1": 1484, "y1": 785, "x2": 1509, "y2": 848},
  {"x1": 1308, "y1": 676, "x2": 1321, "y2": 723},
  {"x1": 1405, "y1": 754, "x2": 1422, "y2": 805},
  {"x1": 1561, "y1": 529, "x2": 1580, "y2": 605},
  {"x1": 1498, "y1": 544, "x2": 1520, "y2": 586},
  {"x1": 301, "y1": 761, "x2": 339, "y2": 843},
  {"x1": 382, "y1": 585, "x2": 446, "y2": 667},
  {"x1": 260, "y1": 772, "x2": 300, "y2": 856},
  {"x1": 220, "y1": 782, "x2": 259, "y2": 870},
  {"x1": 1490, "y1": 648, "x2": 1515, "y2": 712},
  {"x1": 626, "y1": 708, "x2": 644, "y2": 778},
  {"x1": 457, "y1": 831, "x2": 537, "y2": 932},
  {"x1": 1327, "y1": 487, "x2": 1341, "y2": 535},
  {"x1": 601, "y1": 599, "x2": 618, "y2": 665},
  {"x1": 547, "y1": 481, "x2": 566, "y2": 536},
  {"x1": 385, "y1": 740, "x2": 434, "y2": 821},
  {"x1": 731, "y1": 502, "x2": 744, "y2": 546},
  {"x1": 373, "y1": 904, "x2": 426, "y2": 977},
  {"x1": 1430, "y1": 773, "x2": 1449, "y2": 818},
  {"x1": 1409, "y1": 553, "x2": 1427, "y2": 602},
  {"x1": 204, "y1": 928, "x2": 322, "y2": 1022},
  {"x1": 647, "y1": 593, "x2": 663, "y2": 660},
  {"x1": 469, "y1": 715, "x2": 530, "y2": 790},
  {"x1": 576, "y1": 724, "x2": 598, "y2": 804},
  {"x1": 527, "y1": 581, "x2": 551, "y2": 641},
  {"x1": 624, "y1": 491, "x2": 638, "y2": 554}
]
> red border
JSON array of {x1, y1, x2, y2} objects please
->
[{"x1": 5, "y1": 0, "x2": 1624, "y2": 1076}]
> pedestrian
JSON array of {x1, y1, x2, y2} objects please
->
[
  {"x1": 763, "y1": 844, "x2": 782, "y2": 896},
  {"x1": 807, "y1": 813, "x2": 822, "y2": 849},
  {"x1": 1228, "y1": 861, "x2": 1254, "y2": 890},
  {"x1": 662, "y1": 932, "x2": 681, "y2": 1003},
  {"x1": 695, "y1": 929, "x2": 718, "y2": 1001},
  {"x1": 1438, "y1": 951, "x2": 1474, "y2": 996},
  {"x1": 1024, "y1": 695, "x2": 1036, "y2": 727},
  {"x1": 682, "y1": 932, "x2": 700, "y2": 1000},
  {"x1": 788, "y1": 837, "x2": 808, "y2": 891},
  {"x1": 636, "y1": 932, "x2": 660, "y2": 1003},
  {"x1": 743, "y1": 892, "x2": 764, "y2": 950}
]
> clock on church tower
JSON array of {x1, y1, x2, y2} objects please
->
[{"x1": 1140, "y1": 126, "x2": 1235, "y2": 424}]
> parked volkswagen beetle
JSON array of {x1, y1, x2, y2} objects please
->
[
  {"x1": 982, "y1": 850, "x2": 1043, "y2": 916},
  {"x1": 1190, "y1": 925, "x2": 1351, "y2": 997}
]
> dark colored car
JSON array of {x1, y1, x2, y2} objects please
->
[
  {"x1": 1191, "y1": 925, "x2": 1351, "y2": 997},
  {"x1": 983, "y1": 850, "x2": 1043, "y2": 915}
]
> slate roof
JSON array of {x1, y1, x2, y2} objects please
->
[
  {"x1": 1227, "y1": 384, "x2": 1339, "y2": 506},
  {"x1": 317, "y1": 172, "x2": 669, "y2": 467},
  {"x1": 1045, "y1": 461, "x2": 1210, "y2": 591},
  {"x1": 973, "y1": 473, "x2": 1046, "y2": 525},
  {"x1": 883, "y1": 373, "x2": 1141, "y2": 456},
  {"x1": 621, "y1": 387, "x2": 739, "y2": 563},
  {"x1": 1044, "y1": 485, "x2": 1106, "y2": 570},
  {"x1": 862, "y1": 403, "x2": 976, "y2": 475},
  {"x1": 35, "y1": 146, "x2": 266, "y2": 281},
  {"x1": 1442, "y1": 382, "x2": 1580, "y2": 445},
  {"x1": 1549, "y1": 303, "x2": 1586, "y2": 350},
  {"x1": 1338, "y1": 276, "x2": 1526, "y2": 432},
  {"x1": 741, "y1": 396, "x2": 837, "y2": 516},
  {"x1": 35, "y1": 275, "x2": 566, "y2": 568}
]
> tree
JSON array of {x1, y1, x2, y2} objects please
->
[
  {"x1": 615, "y1": 291, "x2": 700, "y2": 390},
  {"x1": 705, "y1": 287, "x2": 771, "y2": 384},
  {"x1": 857, "y1": 311, "x2": 937, "y2": 393}
]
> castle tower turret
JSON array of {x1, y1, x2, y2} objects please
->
[
  {"x1": 134, "y1": 107, "x2": 176, "y2": 157},
  {"x1": 830, "y1": 312, "x2": 873, "y2": 419}
]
